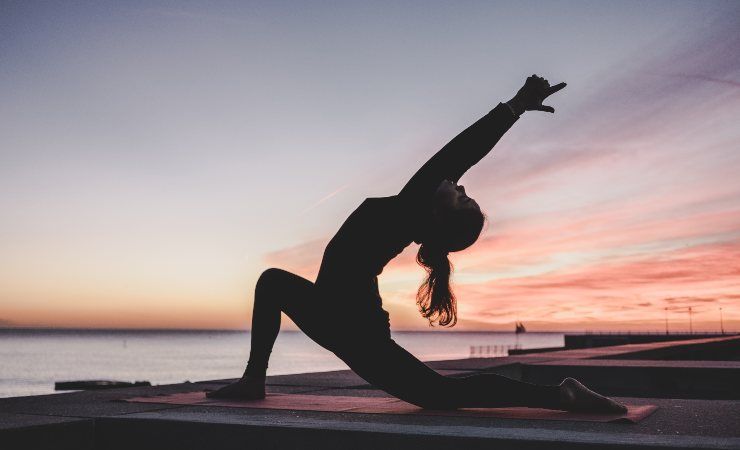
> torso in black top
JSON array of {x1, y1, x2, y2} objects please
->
[
  {"x1": 316, "y1": 195, "x2": 422, "y2": 286},
  {"x1": 314, "y1": 195, "x2": 425, "y2": 336}
]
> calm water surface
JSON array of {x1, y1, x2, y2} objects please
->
[{"x1": 0, "y1": 329, "x2": 563, "y2": 398}]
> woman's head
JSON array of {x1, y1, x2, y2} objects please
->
[
  {"x1": 433, "y1": 178, "x2": 480, "y2": 216},
  {"x1": 415, "y1": 179, "x2": 488, "y2": 327},
  {"x1": 429, "y1": 179, "x2": 485, "y2": 252}
]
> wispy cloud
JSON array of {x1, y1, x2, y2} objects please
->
[
  {"x1": 298, "y1": 184, "x2": 350, "y2": 216},
  {"x1": 658, "y1": 73, "x2": 740, "y2": 89},
  {"x1": 261, "y1": 237, "x2": 327, "y2": 279}
]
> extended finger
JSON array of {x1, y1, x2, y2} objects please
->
[
  {"x1": 547, "y1": 82, "x2": 567, "y2": 95},
  {"x1": 534, "y1": 104, "x2": 555, "y2": 113}
]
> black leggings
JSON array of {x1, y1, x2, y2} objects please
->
[{"x1": 245, "y1": 268, "x2": 561, "y2": 410}]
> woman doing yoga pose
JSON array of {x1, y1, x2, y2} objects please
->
[{"x1": 207, "y1": 75, "x2": 627, "y2": 413}]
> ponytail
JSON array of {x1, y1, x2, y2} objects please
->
[{"x1": 416, "y1": 242, "x2": 457, "y2": 327}]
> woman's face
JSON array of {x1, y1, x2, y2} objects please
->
[{"x1": 433, "y1": 179, "x2": 480, "y2": 214}]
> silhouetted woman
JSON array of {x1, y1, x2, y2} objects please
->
[{"x1": 208, "y1": 75, "x2": 627, "y2": 413}]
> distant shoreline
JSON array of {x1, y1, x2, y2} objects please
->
[
  {"x1": 1, "y1": 327, "x2": 733, "y2": 334},
  {"x1": 0, "y1": 327, "x2": 566, "y2": 334}
]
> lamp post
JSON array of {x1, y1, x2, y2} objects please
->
[
  {"x1": 688, "y1": 306, "x2": 693, "y2": 334},
  {"x1": 720, "y1": 307, "x2": 724, "y2": 335},
  {"x1": 664, "y1": 307, "x2": 669, "y2": 335}
]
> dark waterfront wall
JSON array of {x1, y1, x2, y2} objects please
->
[{"x1": 564, "y1": 333, "x2": 735, "y2": 350}]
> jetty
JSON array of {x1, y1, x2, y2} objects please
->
[{"x1": 1, "y1": 334, "x2": 739, "y2": 449}]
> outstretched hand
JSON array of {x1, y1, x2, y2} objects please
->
[{"x1": 508, "y1": 74, "x2": 566, "y2": 114}]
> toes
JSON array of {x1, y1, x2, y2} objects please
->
[
  {"x1": 599, "y1": 396, "x2": 627, "y2": 413},
  {"x1": 205, "y1": 389, "x2": 224, "y2": 398},
  {"x1": 612, "y1": 401, "x2": 628, "y2": 413},
  {"x1": 205, "y1": 385, "x2": 233, "y2": 398}
]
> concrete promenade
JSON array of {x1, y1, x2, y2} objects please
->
[{"x1": 1, "y1": 335, "x2": 739, "y2": 449}]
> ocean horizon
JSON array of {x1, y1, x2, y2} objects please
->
[{"x1": 0, "y1": 328, "x2": 564, "y2": 398}]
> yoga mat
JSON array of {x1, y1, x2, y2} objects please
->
[{"x1": 125, "y1": 391, "x2": 657, "y2": 423}]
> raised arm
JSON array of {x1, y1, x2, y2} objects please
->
[
  {"x1": 397, "y1": 102, "x2": 519, "y2": 203},
  {"x1": 397, "y1": 75, "x2": 566, "y2": 205}
]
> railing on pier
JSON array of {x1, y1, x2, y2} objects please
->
[{"x1": 469, "y1": 344, "x2": 521, "y2": 358}]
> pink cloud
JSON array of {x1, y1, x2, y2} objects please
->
[
  {"x1": 258, "y1": 13, "x2": 740, "y2": 331},
  {"x1": 261, "y1": 237, "x2": 327, "y2": 280}
]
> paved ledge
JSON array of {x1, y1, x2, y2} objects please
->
[
  {"x1": 95, "y1": 407, "x2": 740, "y2": 450},
  {"x1": 1, "y1": 335, "x2": 739, "y2": 450},
  {"x1": 0, "y1": 412, "x2": 94, "y2": 450}
]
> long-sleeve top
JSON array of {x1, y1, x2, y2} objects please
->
[{"x1": 314, "y1": 102, "x2": 519, "y2": 338}]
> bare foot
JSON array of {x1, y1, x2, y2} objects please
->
[
  {"x1": 205, "y1": 376, "x2": 266, "y2": 400},
  {"x1": 558, "y1": 378, "x2": 627, "y2": 413}
]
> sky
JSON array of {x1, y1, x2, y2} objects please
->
[{"x1": 1, "y1": 0, "x2": 739, "y2": 332}]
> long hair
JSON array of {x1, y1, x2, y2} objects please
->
[{"x1": 416, "y1": 208, "x2": 487, "y2": 327}]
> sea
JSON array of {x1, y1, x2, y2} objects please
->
[{"x1": 0, "y1": 329, "x2": 563, "y2": 398}]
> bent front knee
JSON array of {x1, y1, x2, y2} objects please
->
[{"x1": 256, "y1": 267, "x2": 285, "y2": 292}]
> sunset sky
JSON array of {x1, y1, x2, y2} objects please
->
[{"x1": 2, "y1": 1, "x2": 739, "y2": 332}]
